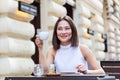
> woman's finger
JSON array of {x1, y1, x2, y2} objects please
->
[{"x1": 76, "y1": 64, "x2": 87, "y2": 73}]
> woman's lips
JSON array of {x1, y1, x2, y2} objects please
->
[{"x1": 60, "y1": 35, "x2": 67, "y2": 39}]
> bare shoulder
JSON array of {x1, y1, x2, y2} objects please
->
[
  {"x1": 79, "y1": 44, "x2": 89, "y2": 51},
  {"x1": 47, "y1": 47, "x2": 56, "y2": 57},
  {"x1": 79, "y1": 44, "x2": 92, "y2": 58},
  {"x1": 46, "y1": 47, "x2": 56, "y2": 64}
]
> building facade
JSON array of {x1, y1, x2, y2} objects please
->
[{"x1": 0, "y1": 0, "x2": 120, "y2": 79}]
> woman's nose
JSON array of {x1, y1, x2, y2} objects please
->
[{"x1": 61, "y1": 29, "x2": 66, "y2": 33}]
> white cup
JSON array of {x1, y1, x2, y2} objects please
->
[{"x1": 38, "y1": 31, "x2": 49, "y2": 40}]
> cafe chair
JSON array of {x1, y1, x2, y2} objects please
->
[{"x1": 100, "y1": 61, "x2": 120, "y2": 79}]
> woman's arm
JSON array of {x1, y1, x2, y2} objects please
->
[
  {"x1": 35, "y1": 36, "x2": 48, "y2": 73},
  {"x1": 35, "y1": 36, "x2": 55, "y2": 73},
  {"x1": 79, "y1": 44, "x2": 105, "y2": 74}
]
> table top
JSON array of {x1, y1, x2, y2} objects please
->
[{"x1": 5, "y1": 74, "x2": 116, "y2": 80}]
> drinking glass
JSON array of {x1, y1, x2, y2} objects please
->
[{"x1": 33, "y1": 64, "x2": 44, "y2": 77}]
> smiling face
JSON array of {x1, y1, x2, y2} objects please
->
[
  {"x1": 52, "y1": 16, "x2": 79, "y2": 50},
  {"x1": 57, "y1": 20, "x2": 72, "y2": 45}
]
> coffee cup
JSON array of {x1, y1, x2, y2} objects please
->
[{"x1": 38, "y1": 31, "x2": 49, "y2": 40}]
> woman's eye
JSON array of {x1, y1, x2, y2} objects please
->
[
  {"x1": 65, "y1": 27, "x2": 70, "y2": 30},
  {"x1": 57, "y1": 27, "x2": 62, "y2": 30},
  {"x1": 57, "y1": 26, "x2": 71, "y2": 30}
]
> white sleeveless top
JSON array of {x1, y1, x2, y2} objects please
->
[{"x1": 54, "y1": 44, "x2": 88, "y2": 73}]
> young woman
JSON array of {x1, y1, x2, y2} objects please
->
[{"x1": 35, "y1": 16, "x2": 105, "y2": 74}]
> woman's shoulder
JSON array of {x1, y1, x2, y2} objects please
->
[
  {"x1": 79, "y1": 44, "x2": 90, "y2": 57},
  {"x1": 47, "y1": 46, "x2": 56, "y2": 56},
  {"x1": 79, "y1": 44, "x2": 89, "y2": 50}
]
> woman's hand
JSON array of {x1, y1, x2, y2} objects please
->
[
  {"x1": 76, "y1": 64, "x2": 87, "y2": 74},
  {"x1": 35, "y1": 35, "x2": 43, "y2": 49}
]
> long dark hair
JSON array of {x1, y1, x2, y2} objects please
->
[{"x1": 52, "y1": 16, "x2": 79, "y2": 50}]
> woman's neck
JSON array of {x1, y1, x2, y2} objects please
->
[{"x1": 60, "y1": 41, "x2": 71, "y2": 46}]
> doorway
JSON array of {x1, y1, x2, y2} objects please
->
[{"x1": 31, "y1": 0, "x2": 40, "y2": 64}]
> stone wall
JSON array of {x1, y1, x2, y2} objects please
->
[{"x1": 0, "y1": 0, "x2": 35, "y2": 79}]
